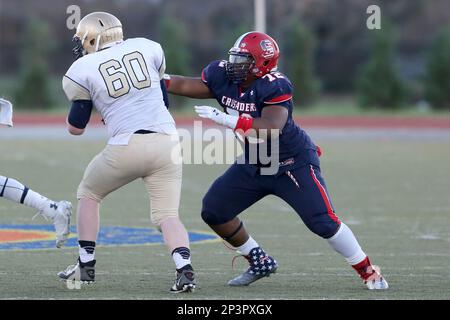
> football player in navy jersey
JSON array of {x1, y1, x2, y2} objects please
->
[{"x1": 165, "y1": 32, "x2": 388, "y2": 290}]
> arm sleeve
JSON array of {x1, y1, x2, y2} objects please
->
[
  {"x1": 67, "y1": 100, "x2": 93, "y2": 129},
  {"x1": 160, "y1": 79, "x2": 169, "y2": 109}
]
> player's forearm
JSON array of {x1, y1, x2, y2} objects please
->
[
  {"x1": 251, "y1": 117, "x2": 284, "y2": 131},
  {"x1": 240, "y1": 118, "x2": 282, "y2": 140},
  {"x1": 166, "y1": 75, "x2": 213, "y2": 99},
  {"x1": 232, "y1": 106, "x2": 287, "y2": 140},
  {"x1": 195, "y1": 105, "x2": 286, "y2": 139},
  {"x1": 66, "y1": 120, "x2": 85, "y2": 135},
  {"x1": 247, "y1": 105, "x2": 287, "y2": 137}
]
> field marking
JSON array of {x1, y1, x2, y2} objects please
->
[
  {"x1": 0, "y1": 225, "x2": 220, "y2": 251},
  {"x1": 0, "y1": 229, "x2": 55, "y2": 243}
]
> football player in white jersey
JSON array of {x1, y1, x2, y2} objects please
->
[
  {"x1": 57, "y1": 12, "x2": 195, "y2": 293},
  {"x1": 0, "y1": 98, "x2": 72, "y2": 248}
]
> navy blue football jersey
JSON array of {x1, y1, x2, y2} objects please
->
[{"x1": 202, "y1": 60, "x2": 319, "y2": 170}]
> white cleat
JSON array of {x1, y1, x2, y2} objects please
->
[
  {"x1": 34, "y1": 200, "x2": 72, "y2": 248},
  {"x1": 364, "y1": 265, "x2": 389, "y2": 290}
]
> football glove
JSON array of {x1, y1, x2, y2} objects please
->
[
  {"x1": 0, "y1": 98, "x2": 13, "y2": 127},
  {"x1": 194, "y1": 105, "x2": 238, "y2": 129}
]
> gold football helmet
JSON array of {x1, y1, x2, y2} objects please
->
[{"x1": 72, "y1": 12, "x2": 123, "y2": 59}]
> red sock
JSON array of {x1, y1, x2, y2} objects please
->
[{"x1": 352, "y1": 256, "x2": 372, "y2": 279}]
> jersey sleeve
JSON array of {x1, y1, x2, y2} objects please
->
[
  {"x1": 158, "y1": 55, "x2": 166, "y2": 80},
  {"x1": 155, "y1": 43, "x2": 166, "y2": 80},
  {"x1": 201, "y1": 60, "x2": 227, "y2": 94},
  {"x1": 63, "y1": 60, "x2": 91, "y2": 102},
  {"x1": 62, "y1": 76, "x2": 91, "y2": 101},
  {"x1": 261, "y1": 75, "x2": 293, "y2": 108}
]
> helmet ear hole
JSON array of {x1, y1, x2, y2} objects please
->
[
  {"x1": 263, "y1": 60, "x2": 270, "y2": 66},
  {"x1": 90, "y1": 39, "x2": 96, "y2": 46}
]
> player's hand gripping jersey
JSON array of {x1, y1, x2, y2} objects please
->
[
  {"x1": 201, "y1": 60, "x2": 319, "y2": 170},
  {"x1": 63, "y1": 38, "x2": 176, "y2": 145}
]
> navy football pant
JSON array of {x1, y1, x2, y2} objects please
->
[{"x1": 201, "y1": 163, "x2": 341, "y2": 239}]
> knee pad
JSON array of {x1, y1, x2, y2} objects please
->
[
  {"x1": 201, "y1": 194, "x2": 234, "y2": 225},
  {"x1": 308, "y1": 219, "x2": 340, "y2": 239},
  {"x1": 76, "y1": 185, "x2": 103, "y2": 203},
  {"x1": 201, "y1": 209, "x2": 222, "y2": 225}
]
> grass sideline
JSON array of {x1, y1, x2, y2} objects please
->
[{"x1": 0, "y1": 138, "x2": 449, "y2": 299}]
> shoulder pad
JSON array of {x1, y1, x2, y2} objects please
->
[
  {"x1": 258, "y1": 72, "x2": 293, "y2": 105},
  {"x1": 202, "y1": 60, "x2": 227, "y2": 84}
]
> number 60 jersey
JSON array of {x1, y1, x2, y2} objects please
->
[{"x1": 62, "y1": 37, "x2": 177, "y2": 145}]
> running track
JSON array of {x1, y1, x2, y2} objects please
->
[{"x1": 10, "y1": 114, "x2": 450, "y2": 129}]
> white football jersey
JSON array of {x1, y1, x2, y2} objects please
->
[{"x1": 63, "y1": 38, "x2": 176, "y2": 145}]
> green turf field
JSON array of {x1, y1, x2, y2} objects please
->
[{"x1": 0, "y1": 138, "x2": 449, "y2": 299}]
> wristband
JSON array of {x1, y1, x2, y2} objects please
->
[
  {"x1": 163, "y1": 74, "x2": 171, "y2": 89},
  {"x1": 316, "y1": 145, "x2": 322, "y2": 157},
  {"x1": 234, "y1": 115, "x2": 254, "y2": 134}
]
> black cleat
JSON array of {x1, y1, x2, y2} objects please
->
[
  {"x1": 58, "y1": 258, "x2": 95, "y2": 284},
  {"x1": 170, "y1": 265, "x2": 196, "y2": 293}
]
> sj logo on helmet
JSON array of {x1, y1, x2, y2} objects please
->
[{"x1": 260, "y1": 40, "x2": 275, "y2": 59}]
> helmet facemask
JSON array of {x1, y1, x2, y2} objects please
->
[
  {"x1": 72, "y1": 31, "x2": 103, "y2": 60},
  {"x1": 226, "y1": 52, "x2": 254, "y2": 84},
  {"x1": 72, "y1": 37, "x2": 84, "y2": 60},
  {"x1": 72, "y1": 34, "x2": 87, "y2": 60},
  {"x1": 71, "y1": 12, "x2": 123, "y2": 60}
]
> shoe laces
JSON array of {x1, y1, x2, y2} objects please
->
[
  {"x1": 63, "y1": 263, "x2": 78, "y2": 274},
  {"x1": 31, "y1": 210, "x2": 49, "y2": 222},
  {"x1": 231, "y1": 254, "x2": 252, "y2": 270},
  {"x1": 31, "y1": 201, "x2": 62, "y2": 222},
  {"x1": 221, "y1": 241, "x2": 248, "y2": 270},
  {"x1": 362, "y1": 265, "x2": 383, "y2": 282}
]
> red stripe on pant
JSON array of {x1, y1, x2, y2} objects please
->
[{"x1": 309, "y1": 165, "x2": 340, "y2": 224}]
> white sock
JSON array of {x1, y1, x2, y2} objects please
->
[
  {"x1": 326, "y1": 222, "x2": 367, "y2": 265},
  {"x1": 79, "y1": 243, "x2": 96, "y2": 263},
  {"x1": 0, "y1": 176, "x2": 50, "y2": 212},
  {"x1": 172, "y1": 247, "x2": 191, "y2": 270},
  {"x1": 237, "y1": 236, "x2": 259, "y2": 256},
  {"x1": 24, "y1": 190, "x2": 52, "y2": 212}
]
